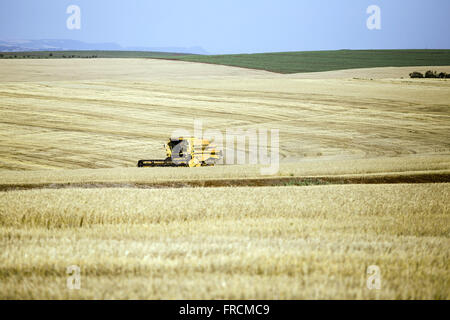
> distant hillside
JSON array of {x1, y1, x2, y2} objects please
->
[
  {"x1": 169, "y1": 49, "x2": 450, "y2": 74},
  {"x1": 2, "y1": 48, "x2": 450, "y2": 75},
  {"x1": 0, "y1": 39, "x2": 208, "y2": 55},
  {"x1": 0, "y1": 50, "x2": 190, "y2": 59}
]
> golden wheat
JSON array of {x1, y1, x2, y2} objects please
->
[
  {"x1": 0, "y1": 59, "x2": 449, "y2": 300},
  {"x1": 0, "y1": 60, "x2": 449, "y2": 170},
  {"x1": 0, "y1": 184, "x2": 448, "y2": 299}
]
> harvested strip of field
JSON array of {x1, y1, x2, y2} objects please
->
[
  {"x1": 1, "y1": 59, "x2": 449, "y2": 171},
  {"x1": 0, "y1": 156, "x2": 449, "y2": 185},
  {"x1": 0, "y1": 184, "x2": 448, "y2": 299},
  {"x1": 287, "y1": 66, "x2": 450, "y2": 79},
  {"x1": 0, "y1": 171, "x2": 449, "y2": 191},
  {"x1": 0, "y1": 58, "x2": 272, "y2": 82}
]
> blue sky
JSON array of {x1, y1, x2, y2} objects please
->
[{"x1": 0, "y1": 0, "x2": 449, "y2": 54}]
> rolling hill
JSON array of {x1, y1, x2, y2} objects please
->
[{"x1": 2, "y1": 49, "x2": 450, "y2": 74}]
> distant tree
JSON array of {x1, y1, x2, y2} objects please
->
[
  {"x1": 437, "y1": 72, "x2": 450, "y2": 79},
  {"x1": 424, "y1": 70, "x2": 438, "y2": 78},
  {"x1": 49, "y1": 53, "x2": 53, "y2": 57},
  {"x1": 409, "y1": 71, "x2": 423, "y2": 78}
]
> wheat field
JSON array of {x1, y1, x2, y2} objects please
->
[
  {"x1": 0, "y1": 59, "x2": 449, "y2": 299},
  {"x1": 1, "y1": 59, "x2": 450, "y2": 170},
  {"x1": 1, "y1": 184, "x2": 449, "y2": 299}
]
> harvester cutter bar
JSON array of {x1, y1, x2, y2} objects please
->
[{"x1": 137, "y1": 160, "x2": 187, "y2": 167}]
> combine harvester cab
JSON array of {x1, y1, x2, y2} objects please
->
[{"x1": 137, "y1": 137, "x2": 222, "y2": 167}]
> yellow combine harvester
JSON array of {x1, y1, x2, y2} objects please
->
[{"x1": 137, "y1": 137, "x2": 222, "y2": 167}]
